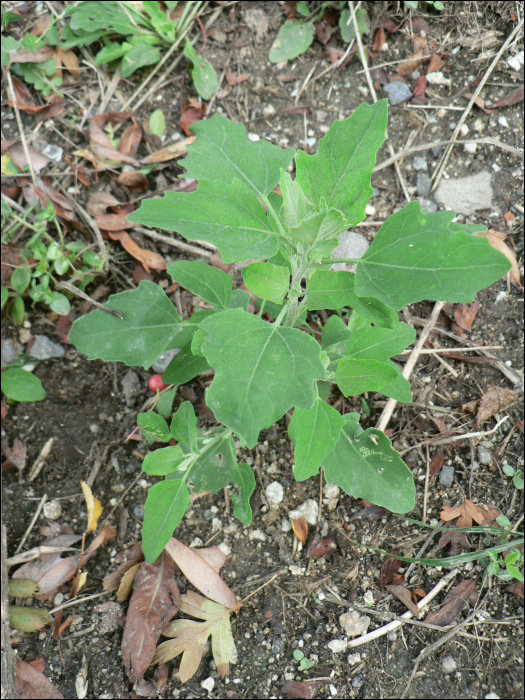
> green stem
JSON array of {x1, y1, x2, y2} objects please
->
[{"x1": 258, "y1": 299, "x2": 266, "y2": 318}]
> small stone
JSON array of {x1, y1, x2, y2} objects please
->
[
  {"x1": 434, "y1": 171, "x2": 492, "y2": 215},
  {"x1": 339, "y1": 610, "x2": 371, "y2": 637},
  {"x1": 460, "y1": 124, "x2": 469, "y2": 136},
  {"x1": 289, "y1": 565, "x2": 305, "y2": 576},
  {"x1": 248, "y1": 133, "x2": 260, "y2": 142},
  {"x1": 410, "y1": 70, "x2": 421, "y2": 80},
  {"x1": 431, "y1": 145, "x2": 444, "y2": 156},
  {"x1": 492, "y1": 163, "x2": 501, "y2": 173},
  {"x1": 265, "y1": 481, "x2": 284, "y2": 505},
  {"x1": 249, "y1": 529, "x2": 266, "y2": 542},
  {"x1": 152, "y1": 348, "x2": 180, "y2": 374},
  {"x1": 89, "y1": 424, "x2": 99, "y2": 434},
  {"x1": 426, "y1": 71, "x2": 451, "y2": 85},
  {"x1": 1, "y1": 339, "x2": 23, "y2": 365},
  {"x1": 365, "y1": 204, "x2": 376, "y2": 216},
  {"x1": 28, "y1": 335, "x2": 64, "y2": 360},
  {"x1": 484, "y1": 694, "x2": 500, "y2": 699},
  {"x1": 416, "y1": 173, "x2": 432, "y2": 197},
  {"x1": 419, "y1": 198, "x2": 437, "y2": 214},
  {"x1": 132, "y1": 504, "x2": 145, "y2": 521},
  {"x1": 477, "y1": 445, "x2": 492, "y2": 466},
  {"x1": 323, "y1": 483, "x2": 340, "y2": 500},
  {"x1": 383, "y1": 81, "x2": 412, "y2": 106},
  {"x1": 347, "y1": 652, "x2": 361, "y2": 665},
  {"x1": 464, "y1": 142, "x2": 478, "y2": 154},
  {"x1": 19, "y1": 329, "x2": 32, "y2": 344},
  {"x1": 42, "y1": 143, "x2": 63, "y2": 162},
  {"x1": 370, "y1": 187, "x2": 381, "y2": 198},
  {"x1": 306, "y1": 137, "x2": 317, "y2": 147},
  {"x1": 262, "y1": 104, "x2": 276, "y2": 117},
  {"x1": 121, "y1": 369, "x2": 141, "y2": 407},
  {"x1": 212, "y1": 517, "x2": 222, "y2": 532},
  {"x1": 288, "y1": 499, "x2": 318, "y2": 526},
  {"x1": 332, "y1": 232, "x2": 369, "y2": 272},
  {"x1": 218, "y1": 542, "x2": 231, "y2": 557},
  {"x1": 171, "y1": 131, "x2": 182, "y2": 141},
  {"x1": 412, "y1": 157, "x2": 428, "y2": 172},
  {"x1": 53, "y1": 591, "x2": 64, "y2": 607},
  {"x1": 281, "y1": 519, "x2": 292, "y2": 532},
  {"x1": 363, "y1": 590, "x2": 374, "y2": 606},
  {"x1": 442, "y1": 656, "x2": 457, "y2": 674},
  {"x1": 387, "y1": 630, "x2": 397, "y2": 642},
  {"x1": 189, "y1": 537, "x2": 203, "y2": 548},
  {"x1": 327, "y1": 639, "x2": 348, "y2": 654},
  {"x1": 352, "y1": 676, "x2": 365, "y2": 688},
  {"x1": 44, "y1": 500, "x2": 62, "y2": 520},
  {"x1": 71, "y1": 615, "x2": 84, "y2": 626},
  {"x1": 201, "y1": 677, "x2": 215, "y2": 692},
  {"x1": 507, "y1": 51, "x2": 523, "y2": 71},
  {"x1": 439, "y1": 465, "x2": 455, "y2": 488},
  {"x1": 495, "y1": 290, "x2": 507, "y2": 302}
]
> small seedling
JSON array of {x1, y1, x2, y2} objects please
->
[
  {"x1": 69, "y1": 101, "x2": 511, "y2": 564},
  {"x1": 293, "y1": 648, "x2": 312, "y2": 670},
  {"x1": 502, "y1": 462, "x2": 524, "y2": 490}
]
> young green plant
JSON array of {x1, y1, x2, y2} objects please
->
[{"x1": 68, "y1": 100, "x2": 511, "y2": 564}]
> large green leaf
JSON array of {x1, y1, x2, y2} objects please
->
[
  {"x1": 121, "y1": 43, "x2": 160, "y2": 78},
  {"x1": 379, "y1": 361, "x2": 412, "y2": 403},
  {"x1": 1, "y1": 367, "x2": 46, "y2": 403},
  {"x1": 230, "y1": 463, "x2": 255, "y2": 525},
  {"x1": 336, "y1": 358, "x2": 397, "y2": 396},
  {"x1": 289, "y1": 399, "x2": 345, "y2": 481},
  {"x1": 181, "y1": 114, "x2": 295, "y2": 198},
  {"x1": 167, "y1": 261, "x2": 232, "y2": 310},
  {"x1": 162, "y1": 342, "x2": 210, "y2": 385},
  {"x1": 321, "y1": 315, "x2": 351, "y2": 349},
  {"x1": 269, "y1": 20, "x2": 315, "y2": 63},
  {"x1": 306, "y1": 271, "x2": 398, "y2": 327},
  {"x1": 322, "y1": 416, "x2": 415, "y2": 513},
  {"x1": 242, "y1": 263, "x2": 290, "y2": 304},
  {"x1": 66, "y1": 1, "x2": 137, "y2": 35},
  {"x1": 127, "y1": 178, "x2": 279, "y2": 264},
  {"x1": 355, "y1": 202, "x2": 511, "y2": 309},
  {"x1": 186, "y1": 431, "x2": 238, "y2": 494},
  {"x1": 199, "y1": 309, "x2": 326, "y2": 448},
  {"x1": 68, "y1": 281, "x2": 182, "y2": 369},
  {"x1": 345, "y1": 323, "x2": 416, "y2": 361},
  {"x1": 142, "y1": 446, "x2": 191, "y2": 476},
  {"x1": 296, "y1": 100, "x2": 388, "y2": 225},
  {"x1": 170, "y1": 401, "x2": 198, "y2": 453},
  {"x1": 142, "y1": 479, "x2": 190, "y2": 563}
]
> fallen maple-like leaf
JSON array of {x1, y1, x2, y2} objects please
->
[
  {"x1": 2, "y1": 437, "x2": 27, "y2": 474},
  {"x1": 154, "y1": 590, "x2": 237, "y2": 682},
  {"x1": 424, "y1": 579, "x2": 477, "y2": 626},
  {"x1": 475, "y1": 231, "x2": 521, "y2": 288},
  {"x1": 454, "y1": 302, "x2": 480, "y2": 333},
  {"x1": 381, "y1": 552, "x2": 402, "y2": 591},
  {"x1": 106, "y1": 231, "x2": 167, "y2": 272},
  {"x1": 386, "y1": 584, "x2": 421, "y2": 617},
  {"x1": 291, "y1": 517, "x2": 308, "y2": 544},
  {"x1": 438, "y1": 528, "x2": 471, "y2": 556},
  {"x1": 225, "y1": 67, "x2": 250, "y2": 86},
  {"x1": 122, "y1": 552, "x2": 180, "y2": 684},
  {"x1": 476, "y1": 384, "x2": 519, "y2": 426},
  {"x1": 430, "y1": 448, "x2": 445, "y2": 483},
  {"x1": 15, "y1": 658, "x2": 64, "y2": 699},
  {"x1": 165, "y1": 538, "x2": 241, "y2": 612},
  {"x1": 440, "y1": 498, "x2": 487, "y2": 528}
]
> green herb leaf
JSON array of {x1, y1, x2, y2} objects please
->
[
  {"x1": 336, "y1": 358, "x2": 397, "y2": 396},
  {"x1": 230, "y1": 463, "x2": 256, "y2": 525},
  {"x1": 66, "y1": 1, "x2": 137, "y2": 35},
  {"x1": 143, "y1": 445, "x2": 189, "y2": 475},
  {"x1": 339, "y1": 8, "x2": 370, "y2": 43},
  {"x1": 502, "y1": 463, "x2": 515, "y2": 477},
  {"x1": 138, "y1": 411, "x2": 172, "y2": 442},
  {"x1": 228, "y1": 289, "x2": 250, "y2": 311},
  {"x1": 121, "y1": 43, "x2": 160, "y2": 78},
  {"x1": 162, "y1": 343, "x2": 210, "y2": 385},
  {"x1": 149, "y1": 109, "x2": 166, "y2": 138},
  {"x1": 68, "y1": 281, "x2": 182, "y2": 369},
  {"x1": 8, "y1": 579, "x2": 38, "y2": 598},
  {"x1": 170, "y1": 401, "x2": 198, "y2": 453},
  {"x1": 11, "y1": 266, "x2": 31, "y2": 294},
  {"x1": 355, "y1": 202, "x2": 511, "y2": 309},
  {"x1": 345, "y1": 323, "x2": 416, "y2": 361},
  {"x1": 378, "y1": 361, "x2": 412, "y2": 403},
  {"x1": 321, "y1": 315, "x2": 351, "y2": 349},
  {"x1": 94, "y1": 42, "x2": 130, "y2": 66},
  {"x1": 187, "y1": 430, "x2": 238, "y2": 494},
  {"x1": 269, "y1": 20, "x2": 315, "y2": 63},
  {"x1": 242, "y1": 263, "x2": 290, "y2": 304},
  {"x1": 322, "y1": 416, "x2": 415, "y2": 512},
  {"x1": 183, "y1": 38, "x2": 219, "y2": 100},
  {"x1": 181, "y1": 114, "x2": 295, "y2": 198},
  {"x1": 157, "y1": 387, "x2": 177, "y2": 418},
  {"x1": 127, "y1": 179, "x2": 279, "y2": 264},
  {"x1": 199, "y1": 309, "x2": 326, "y2": 448},
  {"x1": 289, "y1": 399, "x2": 345, "y2": 481},
  {"x1": 296, "y1": 101, "x2": 387, "y2": 225},
  {"x1": 142, "y1": 478, "x2": 190, "y2": 562},
  {"x1": 1, "y1": 367, "x2": 45, "y2": 402},
  {"x1": 168, "y1": 261, "x2": 232, "y2": 310}
]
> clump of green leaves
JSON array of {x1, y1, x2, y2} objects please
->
[
  {"x1": 502, "y1": 462, "x2": 524, "y2": 490},
  {"x1": 481, "y1": 515, "x2": 524, "y2": 585},
  {"x1": 68, "y1": 100, "x2": 510, "y2": 563},
  {"x1": 9, "y1": 578, "x2": 51, "y2": 632},
  {"x1": 293, "y1": 648, "x2": 312, "y2": 670}
]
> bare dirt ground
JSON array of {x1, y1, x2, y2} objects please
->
[{"x1": 2, "y1": 2, "x2": 524, "y2": 699}]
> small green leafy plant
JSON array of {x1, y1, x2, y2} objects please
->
[
  {"x1": 68, "y1": 100, "x2": 510, "y2": 563},
  {"x1": 482, "y1": 515, "x2": 524, "y2": 584},
  {"x1": 502, "y1": 462, "x2": 524, "y2": 490},
  {"x1": 293, "y1": 648, "x2": 312, "y2": 670}
]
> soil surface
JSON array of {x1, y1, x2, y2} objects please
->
[{"x1": 2, "y1": 2, "x2": 524, "y2": 699}]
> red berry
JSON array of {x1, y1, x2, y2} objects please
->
[{"x1": 149, "y1": 374, "x2": 167, "y2": 392}]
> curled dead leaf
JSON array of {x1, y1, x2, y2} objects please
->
[
  {"x1": 476, "y1": 384, "x2": 518, "y2": 426},
  {"x1": 106, "y1": 231, "x2": 166, "y2": 272},
  {"x1": 291, "y1": 517, "x2": 308, "y2": 544},
  {"x1": 475, "y1": 231, "x2": 521, "y2": 287}
]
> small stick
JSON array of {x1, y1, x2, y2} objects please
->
[
  {"x1": 294, "y1": 61, "x2": 319, "y2": 106},
  {"x1": 432, "y1": 18, "x2": 524, "y2": 191},
  {"x1": 346, "y1": 567, "x2": 460, "y2": 649},
  {"x1": 49, "y1": 591, "x2": 108, "y2": 615},
  {"x1": 430, "y1": 350, "x2": 459, "y2": 379},
  {"x1": 28, "y1": 438, "x2": 56, "y2": 482},
  {"x1": 398, "y1": 346, "x2": 503, "y2": 355},
  {"x1": 422, "y1": 446, "x2": 430, "y2": 523},
  {"x1": 241, "y1": 570, "x2": 285, "y2": 604},
  {"x1": 376, "y1": 302, "x2": 444, "y2": 433},
  {"x1": 206, "y1": 50, "x2": 233, "y2": 115},
  {"x1": 15, "y1": 494, "x2": 48, "y2": 554},
  {"x1": 132, "y1": 225, "x2": 213, "y2": 258},
  {"x1": 55, "y1": 281, "x2": 123, "y2": 318},
  {"x1": 6, "y1": 70, "x2": 37, "y2": 186},
  {"x1": 399, "y1": 416, "x2": 509, "y2": 455}
]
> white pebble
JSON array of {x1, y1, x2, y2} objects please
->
[
  {"x1": 265, "y1": 481, "x2": 284, "y2": 505},
  {"x1": 53, "y1": 591, "x2": 64, "y2": 607},
  {"x1": 442, "y1": 656, "x2": 457, "y2": 674},
  {"x1": 249, "y1": 529, "x2": 266, "y2": 542},
  {"x1": 464, "y1": 142, "x2": 477, "y2": 154},
  {"x1": 460, "y1": 124, "x2": 469, "y2": 136},
  {"x1": 218, "y1": 542, "x2": 231, "y2": 557},
  {"x1": 281, "y1": 519, "x2": 292, "y2": 532},
  {"x1": 492, "y1": 163, "x2": 501, "y2": 172},
  {"x1": 306, "y1": 137, "x2": 316, "y2": 147},
  {"x1": 289, "y1": 499, "x2": 318, "y2": 525},
  {"x1": 347, "y1": 653, "x2": 361, "y2": 665},
  {"x1": 498, "y1": 116, "x2": 508, "y2": 128},
  {"x1": 43, "y1": 499, "x2": 62, "y2": 521},
  {"x1": 426, "y1": 72, "x2": 451, "y2": 86},
  {"x1": 365, "y1": 204, "x2": 376, "y2": 216},
  {"x1": 248, "y1": 133, "x2": 260, "y2": 142},
  {"x1": 201, "y1": 677, "x2": 215, "y2": 692},
  {"x1": 327, "y1": 639, "x2": 348, "y2": 653},
  {"x1": 323, "y1": 483, "x2": 340, "y2": 500}
]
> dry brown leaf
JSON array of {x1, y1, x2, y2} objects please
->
[
  {"x1": 90, "y1": 112, "x2": 140, "y2": 166},
  {"x1": 194, "y1": 545, "x2": 227, "y2": 574},
  {"x1": 275, "y1": 69, "x2": 297, "y2": 82},
  {"x1": 373, "y1": 27, "x2": 386, "y2": 52},
  {"x1": 80, "y1": 480, "x2": 102, "y2": 532},
  {"x1": 291, "y1": 517, "x2": 308, "y2": 544},
  {"x1": 380, "y1": 552, "x2": 402, "y2": 591},
  {"x1": 86, "y1": 192, "x2": 121, "y2": 217},
  {"x1": 9, "y1": 45, "x2": 55, "y2": 64},
  {"x1": 396, "y1": 49, "x2": 426, "y2": 76},
  {"x1": 180, "y1": 107, "x2": 203, "y2": 136},
  {"x1": 117, "y1": 562, "x2": 142, "y2": 602},
  {"x1": 103, "y1": 542, "x2": 144, "y2": 591},
  {"x1": 488, "y1": 84, "x2": 524, "y2": 110},
  {"x1": 424, "y1": 580, "x2": 477, "y2": 626},
  {"x1": 56, "y1": 47, "x2": 81, "y2": 76},
  {"x1": 281, "y1": 679, "x2": 323, "y2": 699},
  {"x1": 106, "y1": 231, "x2": 167, "y2": 272},
  {"x1": 412, "y1": 75, "x2": 427, "y2": 97},
  {"x1": 96, "y1": 214, "x2": 135, "y2": 231},
  {"x1": 306, "y1": 532, "x2": 337, "y2": 559},
  {"x1": 429, "y1": 449, "x2": 445, "y2": 483},
  {"x1": 411, "y1": 16, "x2": 433, "y2": 35},
  {"x1": 118, "y1": 171, "x2": 149, "y2": 192},
  {"x1": 386, "y1": 585, "x2": 421, "y2": 616},
  {"x1": 119, "y1": 122, "x2": 142, "y2": 159},
  {"x1": 209, "y1": 27, "x2": 227, "y2": 43},
  {"x1": 505, "y1": 580, "x2": 524, "y2": 599},
  {"x1": 15, "y1": 658, "x2": 64, "y2": 699},
  {"x1": 476, "y1": 384, "x2": 518, "y2": 425},
  {"x1": 428, "y1": 53, "x2": 447, "y2": 73},
  {"x1": 141, "y1": 135, "x2": 196, "y2": 164},
  {"x1": 225, "y1": 67, "x2": 250, "y2": 86},
  {"x1": 121, "y1": 552, "x2": 180, "y2": 683},
  {"x1": 8, "y1": 142, "x2": 51, "y2": 173},
  {"x1": 475, "y1": 231, "x2": 521, "y2": 287},
  {"x1": 440, "y1": 499, "x2": 487, "y2": 528},
  {"x1": 165, "y1": 537, "x2": 241, "y2": 612},
  {"x1": 437, "y1": 529, "x2": 471, "y2": 556},
  {"x1": 2, "y1": 437, "x2": 27, "y2": 474},
  {"x1": 453, "y1": 302, "x2": 480, "y2": 333}
]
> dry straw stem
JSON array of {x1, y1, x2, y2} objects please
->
[
  {"x1": 349, "y1": 1, "x2": 411, "y2": 202},
  {"x1": 399, "y1": 415, "x2": 509, "y2": 455},
  {"x1": 6, "y1": 69, "x2": 37, "y2": 186},
  {"x1": 346, "y1": 567, "x2": 460, "y2": 649},
  {"x1": 132, "y1": 225, "x2": 213, "y2": 258},
  {"x1": 14, "y1": 494, "x2": 48, "y2": 554},
  {"x1": 432, "y1": 18, "x2": 524, "y2": 191},
  {"x1": 376, "y1": 302, "x2": 445, "y2": 433},
  {"x1": 28, "y1": 437, "x2": 56, "y2": 482}
]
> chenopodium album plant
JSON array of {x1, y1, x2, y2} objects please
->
[{"x1": 69, "y1": 100, "x2": 510, "y2": 563}]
